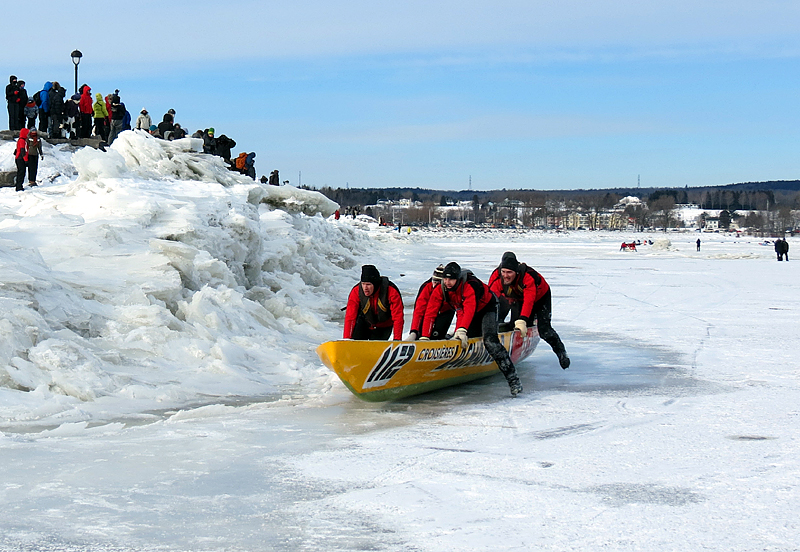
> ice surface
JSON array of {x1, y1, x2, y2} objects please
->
[{"x1": 1, "y1": 137, "x2": 798, "y2": 550}]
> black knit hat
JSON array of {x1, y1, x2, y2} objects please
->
[
  {"x1": 432, "y1": 264, "x2": 445, "y2": 281},
  {"x1": 442, "y1": 262, "x2": 461, "y2": 279},
  {"x1": 360, "y1": 265, "x2": 381, "y2": 286},
  {"x1": 500, "y1": 251, "x2": 519, "y2": 271}
]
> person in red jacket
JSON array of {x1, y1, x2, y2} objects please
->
[
  {"x1": 421, "y1": 262, "x2": 522, "y2": 397},
  {"x1": 407, "y1": 264, "x2": 454, "y2": 341},
  {"x1": 13, "y1": 128, "x2": 29, "y2": 191},
  {"x1": 78, "y1": 85, "x2": 93, "y2": 138},
  {"x1": 343, "y1": 265, "x2": 404, "y2": 340},
  {"x1": 488, "y1": 251, "x2": 570, "y2": 369}
]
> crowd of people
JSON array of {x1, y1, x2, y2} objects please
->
[
  {"x1": 7, "y1": 74, "x2": 266, "y2": 188},
  {"x1": 342, "y1": 252, "x2": 571, "y2": 397}
]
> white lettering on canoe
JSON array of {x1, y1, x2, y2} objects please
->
[
  {"x1": 364, "y1": 344, "x2": 416, "y2": 388},
  {"x1": 417, "y1": 346, "x2": 458, "y2": 362}
]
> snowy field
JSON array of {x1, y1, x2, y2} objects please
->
[{"x1": 1, "y1": 133, "x2": 798, "y2": 551}]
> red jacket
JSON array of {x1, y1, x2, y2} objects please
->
[
  {"x1": 343, "y1": 279, "x2": 404, "y2": 340},
  {"x1": 79, "y1": 88, "x2": 93, "y2": 114},
  {"x1": 487, "y1": 264, "x2": 549, "y2": 320},
  {"x1": 15, "y1": 129, "x2": 29, "y2": 162},
  {"x1": 410, "y1": 279, "x2": 454, "y2": 334},
  {"x1": 422, "y1": 271, "x2": 491, "y2": 337}
]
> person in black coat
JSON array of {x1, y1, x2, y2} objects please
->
[
  {"x1": 202, "y1": 128, "x2": 217, "y2": 154},
  {"x1": 157, "y1": 113, "x2": 174, "y2": 139},
  {"x1": 214, "y1": 134, "x2": 236, "y2": 162},
  {"x1": 48, "y1": 83, "x2": 66, "y2": 138},
  {"x1": 6, "y1": 75, "x2": 21, "y2": 131}
]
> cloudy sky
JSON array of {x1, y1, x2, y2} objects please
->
[{"x1": 6, "y1": 1, "x2": 800, "y2": 190}]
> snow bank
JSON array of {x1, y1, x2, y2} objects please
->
[{"x1": 0, "y1": 135, "x2": 362, "y2": 428}]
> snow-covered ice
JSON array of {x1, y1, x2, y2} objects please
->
[{"x1": 0, "y1": 132, "x2": 798, "y2": 551}]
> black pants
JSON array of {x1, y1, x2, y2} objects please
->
[
  {"x1": 8, "y1": 103, "x2": 21, "y2": 131},
  {"x1": 38, "y1": 108, "x2": 47, "y2": 132},
  {"x1": 464, "y1": 295, "x2": 517, "y2": 381},
  {"x1": 498, "y1": 291, "x2": 566, "y2": 354},
  {"x1": 15, "y1": 157, "x2": 26, "y2": 190},
  {"x1": 80, "y1": 113, "x2": 92, "y2": 138},
  {"x1": 94, "y1": 118, "x2": 107, "y2": 140},
  {"x1": 27, "y1": 156, "x2": 39, "y2": 183},
  {"x1": 429, "y1": 310, "x2": 455, "y2": 339},
  {"x1": 352, "y1": 318, "x2": 393, "y2": 341}
]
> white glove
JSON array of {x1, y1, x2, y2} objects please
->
[
  {"x1": 454, "y1": 327, "x2": 468, "y2": 349},
  {"x1": 407, "y1": 331, "x2": 418, "y2": 341},
  {"x1": 514, "y1": 319, "x2": 527, "y2": 333},
  {"x1": 419, "y1": 336, "x2": 430, "y2": 341}
]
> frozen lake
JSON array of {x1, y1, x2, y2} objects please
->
[{"x1": 2, "y1": 232, "x2": 797, "y2": 551}]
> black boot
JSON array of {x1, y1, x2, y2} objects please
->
[
  {"x1": 555, "y1": 345, "x2": 570, "y2": 369},
  {"x1": 507, "y1": 375, "x2": 522, "y2": 397}
]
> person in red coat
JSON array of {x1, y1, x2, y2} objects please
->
[
  {"x1": 407, "y1": 264, "x2": 454, "y2": 341},
  {"x1": 343, "y1": 265, "x2": 404, "y2": 340},
  {"x1": 488, "y1": 251, "x2": 570, "y2": 369},
  {"x1": 13, "y1": 128, "x2": 29, "y2": 191},
  {"x1": 421, "y1": 262, "x2": 522, "y2": 397}
]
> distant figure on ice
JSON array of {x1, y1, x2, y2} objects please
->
[
  {"x1": 696, "y1": 238, "x2": 701, "y2": 251},
  {"x1": 343, "y1": 265, "x2": 404, "y2": 341},
  {"x1": 775, "y1": 238, "x2": 789, "y2": 261},
  {"x1": 407, "y1": 264, "x2": 454, "y2": 341},
  {"x1": 422, "y1": 262, "x2": 522, "y2": 396},
  {"x1": 488, "y1": 251, "x2": 571, "y2": 370}
]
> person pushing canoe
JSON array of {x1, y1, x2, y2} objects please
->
[
  {"x1": 488, "y1": 251, "x2": 570, "y2": 369},
  {"x1": 343, "y1": 265, "x2": 404, "y2": 341},
  {"x1": 420, "y1": 262, "x2": 522, "y2": 397},
  {"x1": 407, "y1": 264, "x2": 455, "y2": 341}
]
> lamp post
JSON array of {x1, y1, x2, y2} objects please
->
[{"x1": 70, "y1": 50, "x2": 82, "y2": 95}]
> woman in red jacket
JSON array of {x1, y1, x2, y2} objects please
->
[
  {"x1": 421, "y1": 262, "x2": 522, "y2": 397},
  {"x1": 343, "y1": 265, "x2": 404, "y2": 341},
  {"x1": 488, "y1": 251, "x2": 570, "y2": 369}
]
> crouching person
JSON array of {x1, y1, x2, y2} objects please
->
[
  {"x1": 421, "y1": 262, "x2": 522, "y2": 397},
  {"x1": 407, "y1": 264, "x2": 454, "y2": 341},
  {"x1": 343, "y1": 265, "x2": 404, "y2": 340}
]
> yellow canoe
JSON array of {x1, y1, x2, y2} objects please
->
[{"x1": 316, "y1": 327, "x2": 540, "y2": 401}]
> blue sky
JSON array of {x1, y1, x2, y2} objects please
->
[{"x1": 5, "y1": 1, "x2": 800, "y2": 190}]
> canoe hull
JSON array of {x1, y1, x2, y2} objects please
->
[{"x1": 316, "y1": 327, "x2": 540, "y2": 401}]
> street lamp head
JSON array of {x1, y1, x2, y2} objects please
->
[{"x1": 71, "y1": 50, "x2": 83, "y2": 66}]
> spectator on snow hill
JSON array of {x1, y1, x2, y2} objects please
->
[
  {"x1": 202, "y1": 128, "x2": 216, "y2": 154},
  {"x1": 79, "y1": 86, "x2": 93, "y2": 138},
  {"x1": 135, "y1": 108, "x2": 151, "y2": 131},
  {"x1": 25, "y1": 129, "x2": 43, "y2": 187},
  {"x1": 14, "y1": 128, "x2": 29, "y2": 191},
  {"x1": 343, "y1": 265, "x2": 404, "y2": 341},
  {"x1": 37, "y1": 82, "x2": 52, "y2": 133},
  {"x1": 64, "y1": 94, "x2": 80, "y2": 139},
  {"x1": 171, "y1": 123, "x2": 186, "y2": 139},
  {"x1": 48, "y1": 82, "x2": 66, "y2": 138},
  {"x1": 24, "y1": 97, "x2": 38, "y2": 129},
  {"x1": 107, "y1": 94, "x2": 126, "y2": 144},
  {"x1": 157, "y1": 113, "x2": 174, "y2": 139},
  {"x1": 93, "y1": 93, "x2": 108, "y2": 140},
  {"x1": 487, "y1": 251, "x2": 570, "y2": 370},
  {"x1": 6, "y1": 75, "x2": 21, "y2": 131},
  {"x1": 15, "y1": 80, "x2": 28, "y2": 131},
  {"x1": 214, "y1": 134, "x2": 236, "y2": 162}
]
